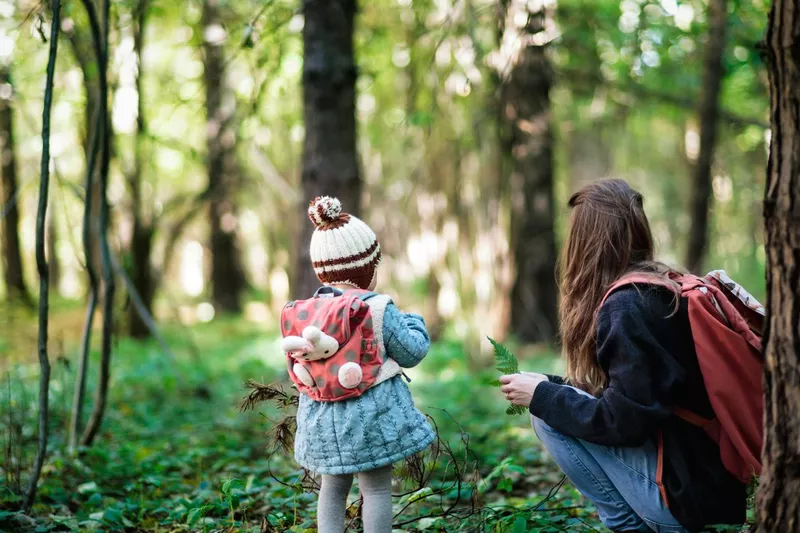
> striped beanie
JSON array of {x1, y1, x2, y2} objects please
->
[{"x1": 308, "y1": 196, "x2": 382, "y2": 290}]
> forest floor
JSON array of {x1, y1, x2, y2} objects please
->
[{"x1": 0, "y1": 303, "x2": 750, "y2": 532}]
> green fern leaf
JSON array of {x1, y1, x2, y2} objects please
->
[
  {"x1": 488, "y1": 336, "x2": 519, "y2": 375},
  {"x1": 488, "y1": 337, "x2": 526, "y2": 416},
  {"x1": 506, "y1": 404, "x2": 527, "y2": 416}
]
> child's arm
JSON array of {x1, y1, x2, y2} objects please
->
[{"x1": 382, "y1": 304, "x2": 430, "y2": 368}]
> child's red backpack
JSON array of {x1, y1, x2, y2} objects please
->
[
  {"x1": 603, "y1": 270, "x2": 765, "y2": 489},
  {"x1": 280, "y1": 289, "x2": 401, "y2": 402}
]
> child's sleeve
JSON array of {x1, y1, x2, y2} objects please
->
[{"x1": 382, "y1": 303, "x2": 430, "y2": 368}]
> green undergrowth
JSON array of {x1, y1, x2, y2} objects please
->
[{"x1": 0, "y1": 315, "x2": 749, "y2": 532}]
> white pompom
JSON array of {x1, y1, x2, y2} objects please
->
[
  {"x1": 338, "y1": 362, "x2": 363, "y2": 389},
  {"x1": 308, "y1": 196, "x2": 343, "y2": 226}
]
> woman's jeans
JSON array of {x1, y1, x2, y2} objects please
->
[{"x1": 532, "y1": 388, "x2": 688, "y2": 532}]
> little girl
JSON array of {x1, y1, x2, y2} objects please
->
[{"x1": 285, "y1": 196, "x2": 434, "y2": 533}]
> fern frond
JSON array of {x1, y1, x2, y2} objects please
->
[
  {"x1": 488, "y1": 337, "x2": 527, "y2": 416},
  {"x1": 488, "y1": 336, "x2": 519, "y2": 375},
  {"x1": 506, "y1": 404, "x2": 527, "y2": 416}
]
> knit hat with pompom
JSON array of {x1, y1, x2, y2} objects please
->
[{"x1": 307, "y1": 196, "x2": 382, "y2": 290}]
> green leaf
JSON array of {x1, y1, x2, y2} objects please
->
[
  {"x1": 512, "y1": 516, "x2": 527, "y2": 533},
  {"x1": 488, "y1": 336, "x2": 519, "y2": 374},
  {"x1": 187, "y1": 507, "x2": 204, "y2": 526},
  {"x1": 102, "y1": 507, "x2": 123, "y2": 525},
  {"x1": 77, "y1": 481, "x2": 99, "y2": 495},
  {"x1": 506, "y1": 404, "x2": 527, "y2": 415},
  {"x1": 489, "y1": 337, "x2": 527, "y2": 415},
  {"x1": 407, "y1": 487, "x2": 433, "y2": 503},
  {"x1": 221, "y1": 478, "x2": 241, "y2": 495}
]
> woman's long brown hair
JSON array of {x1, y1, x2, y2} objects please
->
[{"x1": 558, "y1": 179, "x2": 676, "y2": 396}]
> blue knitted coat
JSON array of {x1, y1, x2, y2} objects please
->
[{"x1": 294, "y1": 293, "x2": 435, "y2": 475}]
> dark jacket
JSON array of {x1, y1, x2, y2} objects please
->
[{"x1": 530, "y1": 285, "x2": 747, "y2": 531}]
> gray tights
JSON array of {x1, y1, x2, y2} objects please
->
[{"x1": 317, "y1": 465, "x2": 393, "y2": 533}]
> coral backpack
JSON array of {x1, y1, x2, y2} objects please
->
[
  {"x1": 280, "y1": 289, "x2": 402, "y2": 402},
  {"x1": 602, "y1": 271, "x2": 765, "y2": 490}
]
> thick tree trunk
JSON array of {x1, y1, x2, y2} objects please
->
[
  {"x1": 501, "y1": 1, "x2": 558, "y2": 344},
  {"x1": 294, "y1": 0, "x2": 361, "y2": 299},
  {"x1": 128, "y1": 0, "x2": 154, "y2": 338},
  {"x1": 685, "y1": 0, "x2": 728, "y2": 274},
  {"x1": 203, "y1": 0, "x2": 245, "y2": 313},
  {"x1": 23, "y1": 0, "x2": 59, "y2": 510},
  {"x1": 0, "y1": 65, "x2": 29, "y2": 303},
  {"x1": 755, "y1": 0, "x2": 800, "y2": 529}
]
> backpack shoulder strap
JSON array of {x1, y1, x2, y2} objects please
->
[
  {"x1": 361, "y1": 294, "x2": 404, "y2": 386},
  {"x1": 361, "y1": 294, "x2": 393, "y2": 342},
  {"x1": 358, "y1": 291, "x2": 377, "y2": 301},
  {"x1": 600, "y1": 273, "x2": 679, "y2": 309}
]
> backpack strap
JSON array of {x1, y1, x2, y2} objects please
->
[
  {"x1": 600, "y1": 273, "x2": 679, "y2": 309},
  {"x1": 360, "y1": 294, "x2": 404, "y2": 387}
]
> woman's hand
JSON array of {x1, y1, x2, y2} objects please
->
[{"x1": 499, "y1": 372, "x2": 549, "y2": 407}]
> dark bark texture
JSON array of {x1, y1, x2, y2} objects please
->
[
  {"x1": 294, "y1": 0, "x2": 361, "y2": 299},
  {"x1": 756, "y1": 0, "x2": 800, "y2": 530},
  {"x1": 0, "y1": 65, "x2": 28, "y2": 302},
  {"x1": 203, "y1": 0, "x2": 246, "y2": 313},
  {"x1": 502, "y1": 2, "x2": 559, "y2": 344},
  {"x1": 685, "y1": 0, "x2": 728, "y2": 274}
]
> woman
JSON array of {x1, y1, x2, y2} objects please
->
[{"x1": 499, "y1": 180, "x2": 746, "y2": 533}]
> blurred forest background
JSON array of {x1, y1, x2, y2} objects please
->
[{"x1": 0, "y1": 0, "x2": 770, "y2": 531}]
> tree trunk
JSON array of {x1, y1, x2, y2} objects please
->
[
  {"x1": 68, "y1": 2, "x2": 106, "y2": 450},
  {"x1": 501, "y1": 1, "x2": 558, "y2": 344},
  {"x1": 203, "y1": 0, "x2": 245, "y2": 313},
  {"x1": 685, "y1": 0, "x2": 728, "y2": 274},
  {"x1": 128, "y1": 0, "x2": 154, "y2": 338},
  {"x1": 294, "y1": 0, "x2": 361, "y2": 299},
  {"x1": 0, "y1": 65, "x2": 29, "y2": 303},
  {"x1": 23, "y1": 0, "x2": 59, "y2": 510},
  {"x1": 46, "y1": 201, "x2": 59, "y2": 294},
  {"x1": 69, "y1": 0, "x2": 103, "y2": 449},
  {"x1": 65, "y1": 9, "x2": 109, "y2": 288},
  {"x1": 755, "y1": 0, "x2": 800, "y2": 529},
  {"x1": 79, "y1": 0, "x2": 114, "y2": 448}
]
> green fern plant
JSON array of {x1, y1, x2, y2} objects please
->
[{"x1": 488, "y1": 337, "x2": 527, "y2": 416}]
